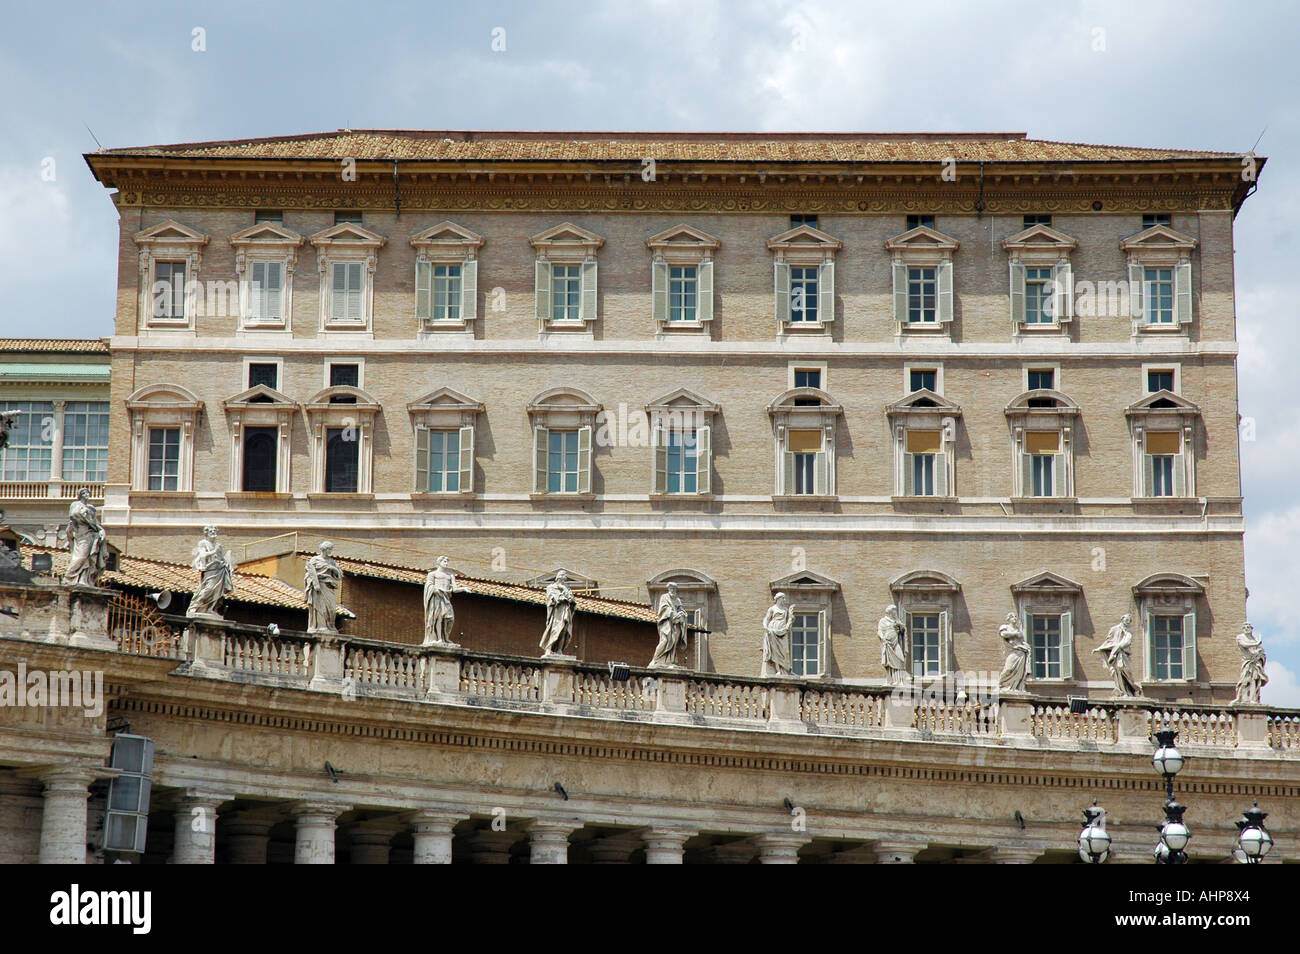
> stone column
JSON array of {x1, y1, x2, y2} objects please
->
[
  {"x1": 410, "y1": 810, "x2": 467, "y2": 865},
  {"x1": 347, "y1": 819, "x2": 402, "y2": 864},
  {"x1": 641, "y1": 826, "x2": 694, "y2": 864},
  {"x1": 38, "y1": 767, "x2": 98, "y2": 864},
  {"x1": 872, "y1": 840, "x2": 924, "y2": 864},
  {"x1": 755, "y1": 832, "x2": 809, "y2": 864},
  {"x1": 290, "y1": 801, "x2": 350, "y2": 865},
  {"x1": 587, "y1": 832, "x2": 641, "y2": 864},
  {"x1": 709, "y1": 840, "x2": 758, "y2": 865},
  {"x1": 466, "y1": 829, "x2": 518, "y2": 865},
  {"x1": 172, "y1": 792, "x2": 225, "y2": 864},
  {"x1": 527, "y1": 820, "x2": 577, "y2": 864},
  {"x1": 225, "y1": 816, "x2": 275, "y2": 864}
]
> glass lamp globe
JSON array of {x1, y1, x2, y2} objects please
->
[
  {"x1": 1079, "y1": 826, "x2": 1111, "y2": 857},
  {"x1": 1152, "y1": 738, "x2": 1185, "y2": 777},
  {"x1": 1238, "y1": 825, "x2": 1273, "y2": 859},
  {"x1": 1160, "y1": 821, "x2": 1191, "y2": 852}
]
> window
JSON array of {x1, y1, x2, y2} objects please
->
[
  {"x1": 334, "y1": 211, "x2": 363, "y2": 225},
  {"x1": 1142, "y1": 214, "x2": 1172, "y2": 229},
  {"x1": 548, "y1": 430, "x2": 582, "y2": 493},
  {"x1": 0, "y1": 401, "x2": 53, "y2": 481},
  {"x1": 668, "y1": 265, "x2": 697, "y2": 322},
  {"x1": 1147, "y1": 370, "x2": 1175, "y2": 393},
  {"x1": 907, "y1": 266, "x2": 937, "y2": 323},
  {"x1": 793, "y1": 368, "x2": 821, "y2": 390},
  {"x1": 648, "y1": 389, "x2": 717, "y2": 496},
  {"x1": 1144, "y1": 431, "x2": 1182, "y2": 497},
  {"x1": 906, "y1": 214, "x2": 935, "y2": 231},
  {"x1": 790, "y1": 266, "x2": 819, "y2": 322},
  {"x1": 230, "y1": 221, "x2": 302, "y2": 332},
  {"x1": 330, "y1": 261, "x2": 364, "y2": 322},
  {"x1": 1030, "y1": 614, "x2": 1063, "y2": 678},
  {"x1": 904, "y1": 430, "x2": 944, "y2": 496},
  {"x1": 247, "y1": 260, "x2": 284, "y2": 322},
  {"x1": 1027, "y1": 369, "x2": 1055, "y2": 391},
  {"x1": 1024, "y1": 432, "x2": 1062, "y2": 497},
  {"x1": 248, "y1": 363, "x2": 279, "y2": 390},
  {"x1": 1143, "y1": 267, "x2": 1174, "y2": 324},
  {"x1": 153, "y1": 261, "x2": 186, "y2": 320},
  {"x1": 909, "y1": 369, "x2": 936, "y2": 393},
  {"x1": 329, "y1": 363, "x2": 360, "y2": 389},
  {"x1": 147, "y1": 427, "x2": 180, "y2": 491},
  {"x1": 551, "y1": 264, "x2": 582, "y2": 322},
  {"x1": 1023, "y1": 214, "x2": 1052, "y2": 228},
  {"x1": 416, "y1": 262, "x2": 464, "y2": 323},
  {"x1": 790, "y1": 214, "x2": 818, "y2": 229},
  {"x1": 910, "y1": 613, "x2": 942, "y2": 678},
  {"x1": 325, "y1": 427, "x2": 359, "y2": 492},
  {"x1": 771, "y1": 389, "x2": 841, "y2": 497},
  {"x1": 416, "y1": 428, "x2": 470, "y2": 493},
  {"x1": 664, "y1": 430, "x2": 700, "y2": 494},
  {"x1": 1150, "y1": 615, "x2": 1185, "y2": 680},
  {"x1": 61, "y1": 401, "x2": 109, "y2": 483},
  {"x1": 241, "y1": 427, "x2": 278, "y2": 492},
  {"x1": 254, "y1": 210, "x2": 283, "y2": 224},
  {"x1": 1023, "y1": 267, "x2": 1054, "y2": 324},
  {"x1": 787, "y1": 429, "x2": 823, "y2": 495},
  {"x1": 791, "y1": 612, "x2": 822, "y2": 676}
]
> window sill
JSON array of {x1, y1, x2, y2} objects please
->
[
  {"x1": 306, "y1": 492, "x2": 375, "y2": 503},
  {"x1": 1130, "y1": 496, "x2": 1200, "y2": 511},
  {"x1": 655, "y1": 321, "x2": 710, "y2": 334},
  {"x1": 411, "y1": 491, "x2": 476, "y2": 503},
  {"x1": 130, "y1": 490, "x2": 195, "y2": 499},
  {"x1": 891, "y1": 495, "x2": 960, "y2": 512},
  {"x1": 321, "y1": 323, "x2": 373, "y2": 335},
  {"x1": 238, "y1": 322, "x2": 289, "y2": 333},
  {"x1": 898, "y1": 322, "x2": 950, "y2": 332},
  {"x1": 419, "y1": 319, "x2": 473, "y2": 332},
  {"x1": 225, "y1": 491, "x2": 292, "y2": 502},
  {"x1": 649, "y1": 492, "x2": 715, "y2": 502},
  {"x1": 778, "y1": 322, "x2": 832, "y2": 335},
  {"x1": 529, "y1": 493, "x2": 597, "y2": 505},
  {"x1": 1014, "y1": 323, "x2": 1069, "y2": 334},
  {"x1": 1010, "y1": 496, "x2": 1079, "y2": 513}
]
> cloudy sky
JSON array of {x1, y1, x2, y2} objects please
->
[{"x1": 1, "y1": 0, "x2": 1296, "y2": 703}]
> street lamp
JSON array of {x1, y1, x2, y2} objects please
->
[
  {"x1": 1152, "y1": 729, "x2": 1190, "y2": 864},
  {"x1": 1234, "y1": 801, "x2": 1274, "y2": 864},
  {"x1": 1151, "y1": 729, "x2": 1185, "y2": 799},
  {"x1": 1078, "y1": 800, "x2": 1111, "y2": 864}
]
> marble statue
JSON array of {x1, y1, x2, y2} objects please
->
[
  {"x1": 187, "y1": 526, "x2": 235, "y2": 619},
  {"x1": 761, "y1": 592, "x2": 794, "y2": 677},
  {"x1": 305, "y1": 541, "x2": 343, "y2": 634},
  {"x1": 997, "y1": 613, "x2": 1030, "y2": 692},
  {"x1": 423, "y1": 555, "x2": 470, "y2": 647},
  {"x1": 63, "y1": 489, "x2": 109, "y2": 587},
  {"x1": 649, "y1": 582, "x2": 690, "y2": 669},
  {"x1": 538, "y1": 569, "x2": 577, "y2": 656},
  {"x1": 878, "y1": 605, "x2": 909, "y2": 685},
  {"x1": 1234, "y1": 623, "x2": 1268, "y2": 704},
  {"x1": 1094, "y1": 614, "x2": 1143, "y2": 697}
]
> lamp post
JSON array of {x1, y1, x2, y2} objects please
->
[
  {"x1": 1151, "y1": 729, "x2": 1190, "y2": 864},
  {"x1": 1233, "y1": 801, "x2": 1274, "y2": 864},
  {"x1": 1078, "y1": 800, "x2": 1111, "y2": 864}
]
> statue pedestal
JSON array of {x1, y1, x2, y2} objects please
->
[
  {"x1": 1232, "y1": 703, "x2": 1272, "y2": 750},
  {"x1": 766, "y1": 680, "x2": 803, "y2": 726},
  {"x1": 882, "y1": 689, "x2": 916, "y2": 730},
  {"x1": 996, "y1": 690, "x2": 1034, "y2": 738},
  {"x1": 1112, "y1": 697, "x2": 1157, "y2": 744},
  {"x1": 184, "y1": 618, "x2": 229, "y2": 676},
  {"x1": 540, "y1": 654, "x2": 578, "y2": 704},
  {"x1": 307, "y1": 635, "x2": 345, "y2": 692},
  {"x1": 423, "y1": 648, "x2": 462, "y2": 697},
  {"x1": 653, "y1": 673, "x2": 688, "y2": 714}
]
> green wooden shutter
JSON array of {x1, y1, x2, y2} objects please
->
[
  {"x1": 533, "y1": 426, "x2": 548, "y2": 493},
  {"x1": 940, "y1": 609, "x2": 952, "y2": 675},
  {"x1": 1142, "y1": 451, "x2": 1154, "y2": 497},
  {"x1": 814, "y1": 449, "x2": 828, "y2": 495},
  {"x1": 935, "y1": 452, "x2": 949, "y2": 496},
  {"x1": 1021, "y1": 451, "x2": 1034, "y2": 497},
  {"x1": 251, "y1": 261, "x2": 267, "y2": 320},
  {"x1": 1173, "y1": 452, "x2": 1187, "y2": 497},
  {"x1": 903, "y1": 452, "x2": 915, "y2": 496},
  {"x1": 774, "y1": 262, "x2": 791, "y2": 324},
  {"x1": 331, "y1": 262, "x2": 347, "y2": 321},
  {"x1": 652, "y1": 424, "x2": 666, "y2": 494},
  {"x1": 577, "y1": 425, "x2": 592, "y2": 493},
  {"x1": 818, "y1": 261, "x2": 835, "y2": 322},
  {"x1": 415, "y1": 261, "x2": 432, "y2": 321},
  {"x1": 346, "y1": 262, "x2": 363, "y2": 319},
  {"x1": 414, "y1": 425, "x2": 429, "y2": 492},
  {"x1": 266, "y1": 262, "x2": 283, "y2": 320},
  {"x1": 1009, "y1": 262, "x2": 1026, "y2": 327},
  {"x1": 1053, "y1": 452, "x2": 1066, "y2": 497},
  {"x1": 782, "y1": 450, "x2": 794, "y2": 495},
  {"x1": 893, "y1": 262, "x2": 908, "y2": 323},
  {"x1": 816, "y1": 611, "x2": 828, "y2": 678},
  {"x1": 461, "y1": 260, "x2": 478, "y2": 322},
  {"x1": 1060, "y1": 611, "x2": 1074, "y2": 680},
  {"x1": 1175, "y1": 261, "x2": 1193, "y2": 325},
  {"x1": 580, "y1": 261, "x2": 598, "y2": 323},
  {"x1": 697, "y1": 260, "x2": 714, "y2": 323},
  {"x1": 1128, "y1": 262, "x2": 1145, "y2": 321},
  {"x1": 1143, "y1": 614, "x2": 1154, "y2": 683},
  {"x1": 1183, "y1": 612, "x2": 1197, "y2": 680},
  {"x1": 652, "y1": 261, "x2": 668, "y2": 324},
  {"x1": 534, "y1": 261, "x2": 551, "y2": 322},
  {"x1": 696, "y1": 425, "x2": 711, "y2": 494},
  {"x1": 458, "y1": 424, "x2": 474, "y2": 493},
  {"x1": 1052, "y1": 262, "x2": 1073, "y2": 322},
  {"x1": 937, "y1": 261, "x2": 954, "y2": 323}
]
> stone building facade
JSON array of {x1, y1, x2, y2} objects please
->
[{"x1": 85, "y1": 131, "x2": 1260, "y2": 701}]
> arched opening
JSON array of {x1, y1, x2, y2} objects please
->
[{"x1": 242, "y1": 428, "x2": 278, "y2": 492}]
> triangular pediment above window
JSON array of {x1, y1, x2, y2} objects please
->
[
  {"x1": 646, "y1": 224, "x2": 721, "y2": 251},
  {"x1": 770, "y1": 569, "x2": 840, "y2": 593},
  {"x1": 1011, "y1": 571, "x2": 1083, "y2": 595},
  {"x1": 886, "y1": 389, "x2": 963, "y2": 416},
  {"x1": 529, "y1": 222, "x2": 606, "y2": 250},
  {"x1": 133, "y1": 220, "x2": 209, "y2": 247},
  {"x1": 1002, "y1": 223, "x2": 1078, "y2": 253},
  {"x1": 766, "y1": 224, "x2": 843, "y2": 251},
  {"x1": 891, "y1": 569, "x2": 961, "y2": 593},
  {"x1": 309, "y1": 222, "x2": 386, "y2": 248},
  {"x1": 409, "y1": 221, "x2": 485, "y2": 250},
  {"x1": 646, "y1": 387, "x2": 720, "y2": 414},
  {"x1": 405, "y1": 386, "x2": 484, "y2": 414},
  {"x1": 1119, "y1": 224, "x2": 1198, "y2": 252},
  {"x1": 884, "y1": 225, "x2": 960, "y2": 252},
  {"x1": 223, "y1": 384, "x2": 296, "y2": 409},
  {"x1": 1126, "y1": 390, "x2": 1201, "y2": 416},
  {"x1": 229, "y1": 222, "x2": 305, "y2": 247}
]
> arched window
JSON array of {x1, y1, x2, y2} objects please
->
[{"x1": 242, "y1": 428, "x2": 278, "y2": 492}]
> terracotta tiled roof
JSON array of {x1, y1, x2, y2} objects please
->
[
  {"x1": 23, "y1": 544, "x2": 309, "y2": 611},
  {"x1": 0, "y1": 339, "x2": 109, "y2": 353},
  {"x1": 321, "y1": 552, "x2": 657, "y2": 624},
  {"x1": 89, "y1": 130, "x2": 1247, "y2": 164}
]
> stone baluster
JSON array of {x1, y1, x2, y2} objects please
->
[
  {"x1": 410, "y1": 810, "x2": 467, "y2": 864},
  {"x1": 290, "y1": 801, "x2": 350, "y2": 864},
  {"x1": 37, "y1": 766, "x2": 99, "y2": 864},
  {"x1": 641, "y1": 826, "x2": 694, "y2": 864},
  {"x1": 527, "y1": 820, "x2": 578, "y2": 864},
  {"x1": 172, "y1": 791, "x2": 226, "y2": 864}
]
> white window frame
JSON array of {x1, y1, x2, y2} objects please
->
[
  {"x1": 648, "y1": 225, "x2": 720, "y2": 335},
  {"x1": 407, "y1": 387, "x2": 483, "y2": 497},
  {"x1": 303, "y1": 386, "x2": 380, "y2": 495},
  {"x1": 1141, "y1": 363, "x2": 1181, "y2": 395},
  {"x1": 789, "y1": 608, "x2": 827, "y2": 678},
  {"x1": 1120, "y1": 225, "x2": 1197, "y2": 335},
  {"x1": 647, "y1": 389, "x2": 719, "y2": 498},
  {"x1": 767, "y1": 224, "x2": 841, "y2": 335},
  {"x1": 768, "y1": 389, "x2": 842, "y2": 499},
  {"x1": 789, "y1": 362, "x2": 828, "y2": 391},
  {"x1": 230, "y1": 221, "x2": 303, "y2": 333},
  {"x1": 770, "y1": 571, "x2": 840, "y2": 680},
  {"x1": 1012, "y1": 572, "x2": 1082, "y2": 684},
  {"x1": 1024, "y1": 364, "x2": 1061, "y2": 393},
  {"x1": 324, "y1": 359, "x2": 364, "y2": 391},
  {"x1": 903, "y1": 363, "x2": 943, "y2": 395},
  {"x1": 133, "y1": 220, "x2": 210, "y2": 334},
  {"x1": 1003, "y1": 223, "x2": 1077, "y2": 335},
  {"x1": 530, "y1": 223, "x2": 604, "y2": 336},
  {"x1": 310, "y1": 223, "x2": 385, "y2": 334},
  {"x1": 885, "y1": 224, "x2": 958, "y2": 337},
  {"x1": 888, "y1": 393, "x2": 962, "y2": 500},
  {"x1": 125, "y1": 384, "x2": 203, "y2": 493}
]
